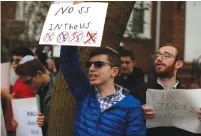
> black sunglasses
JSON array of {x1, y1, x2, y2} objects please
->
[
  {"x1": 86, "y1": 61, "x2": 115, "y2": 68},
  {"x1": 23, "y1": 76, "x2": 34, "y2": 85}
]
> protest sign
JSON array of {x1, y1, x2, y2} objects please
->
[
  {"x1": 12, "y1": 97, "x2": 43, "y2": 136},
  {"x1": 1, "y1": 106, "x2": 7, "y2": 136},
  {"x1": 1, "y1": 62, "x2": 10, "y2": 89},
  {"x1": 1, "y1": 62, "x2": 10, "y2": 136},
  {"x1": 146, "y1": 89, "x2": 201, "y2": 134},
  {"x1": 53, "y1": 45, "x2": 61, "y2": 57},
  {"x1": 39, "y1": 2, "x2": 108, "y2": 47}
]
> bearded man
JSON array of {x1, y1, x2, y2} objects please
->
[{"x1": 131, "y1": 43, "x2": 201, "y2": 136}]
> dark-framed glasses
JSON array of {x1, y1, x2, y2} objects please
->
[
  {"x1": 23, "y1": 76, "x2": 34, "y2": 85},
  {"x1": 152, "y1": 52, "x2": 176, "y2": 60},
  {"x1": 86, "y1": 61, "x2": 115, "y2": 68}
]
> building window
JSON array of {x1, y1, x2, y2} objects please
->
[
  {"x1": 124, "y1": 1, "x2": 152, "y2": 39},
  {"x1": 132, "y1": 2, "x2": 144, "y2": 33}
]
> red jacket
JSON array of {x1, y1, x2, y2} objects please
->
[{"x1": 5, "y1": 78, "x2": 36, "y2": 131}]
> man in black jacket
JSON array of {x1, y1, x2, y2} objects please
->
[
  {"x1": 132, "y1": 43, "x2": 201, "y2": 136},
  {"x1": 115, "y1": 49, "x2": 145, "y2": 91}
]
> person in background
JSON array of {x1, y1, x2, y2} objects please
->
[
  {"x1": 115, "y1": 48, "x2": 145, "y2": 93},
  {"x1": 35, "y1": 51, "x2": 48, "y2": 70},
  {"x1": 46, "y1": 50, "x2": 57, "y2": 77},
  {"x1": 2, "y1": 47, "x2": 36, "y2": 136},
  {"x1": 132, "y1": 43, "x2": 201, "y2": 136},
  {"x1": 42, "y1": 46, "x2": 57, "y2": 75},
  {"x1": 31, "y1": 46, "x2": 37, "y2": 55},
  {"x1": 15, "y1": 55, "x2": 54, "y2": 136}
]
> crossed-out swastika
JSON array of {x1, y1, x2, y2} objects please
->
[
  {"x1": 43, "y1": 32, "x2": 55, "y2": 43},
  {"x1": 84, "y1": 31, "x2": 98, "y2": 44},
  {"x1": 57, "y1": 31, "x2": 69, "y2": 43}
]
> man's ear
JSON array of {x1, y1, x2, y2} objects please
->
[
  {"x1": 112, "y1": 67, "x2": 119, "y2": 77},
  {"x1": 175, "y1": 60, "x2": 184, "y2": 69}
]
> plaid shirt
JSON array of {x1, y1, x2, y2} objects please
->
[{"x1": 95, "y1": 84, "x2": 126, "y2": 112}]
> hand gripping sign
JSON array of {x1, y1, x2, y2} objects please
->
[{"x1": 12, "y1": 97, "x2": 43, "y2": 136}]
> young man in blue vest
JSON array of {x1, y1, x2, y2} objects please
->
[{"x1": 60, "y1": 45, "x2": 146, "y2": 136}]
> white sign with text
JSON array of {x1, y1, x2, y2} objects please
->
[
  {"x1": 1, "y1": 106, "x2": 7, "y2": 136},
  {"x1": 12, "y1": 97, "x2": 43, "y2": 136},
  {"x1": 39, "y1": 2, "x2": 108, "y2": 47},
  {"x1": 1, "y1": 62, "x2": 10, "y2": 136},
  {"x1": 146, "y1": 89, "x2": 201, "y2": 134}
]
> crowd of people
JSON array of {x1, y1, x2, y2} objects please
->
[
  {"x1": 1, "y1": 42, "x2": 201, "y2": 136},
  {"x1": 1, "y1": 46, "x2": 56, "y2": 136}
]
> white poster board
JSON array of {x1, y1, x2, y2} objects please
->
[
  {"x1": 12, "y1": 97, "x2": 43, "y2": 136},
  {"x1": 146, "y1": 89, "x2": 201, "y2": 134},
  {"x1": 1, "y1": 106, "x2": 7, "y2": 136},
  {"x1": 53, "y1": 45, "x2": 61, "y2": 57},
  {"x1": 39, "y1": 2, "x2": 108, "y2": 47},
  {"x1": 1, "y1": 62, "x2": 11, "y2": 89},
  {"x1": 1, "y1": 62, "x2": 10, "y2": 136}
]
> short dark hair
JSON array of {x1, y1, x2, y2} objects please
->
[
  {"x1": 89, "y1": 47, "x2": 121, "y2": 69},
  {"x1": 15, "y1": 59, "x2": 46, "y2": 77},
  {"x1": 11, "y1": 47, "x2": 34, "y2": 57},
  {"x1": 119, "y1": 49, "x2": 135, "y2": 60},
  {"x1": 161, "y1": 43, "x2": 183, "y2": 61},
  {"x1": 35, "y1": 52, "x2": 48, "y2": 68}
]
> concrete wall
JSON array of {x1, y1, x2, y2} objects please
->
[{"x1": 184, "y1": 1, "x2": 201, "y2": 62}]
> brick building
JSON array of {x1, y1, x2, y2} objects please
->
[
  {"x1": 1, "y1": 2, "x2": 26, "y2": 62},
  {"x1": 122, "y1": 1, "x2": 185, "y2": 71}
]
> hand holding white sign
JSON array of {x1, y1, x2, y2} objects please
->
[
  {"x1": 12, "y1": 117, "x2": 18, "y2": 129},
  {"x1": 12, "y1": 97, "x2": 43, "y2": 136},
  {"x1": 142, "y1": 105, "x2": 156, "y2": 119},
  {"x1": 37, "y1": 112, "x2": 45, "y2": 127}
]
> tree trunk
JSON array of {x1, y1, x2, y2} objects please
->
[{"x1": 48, "y1": 2, "x2": 135, "y2": 136}]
